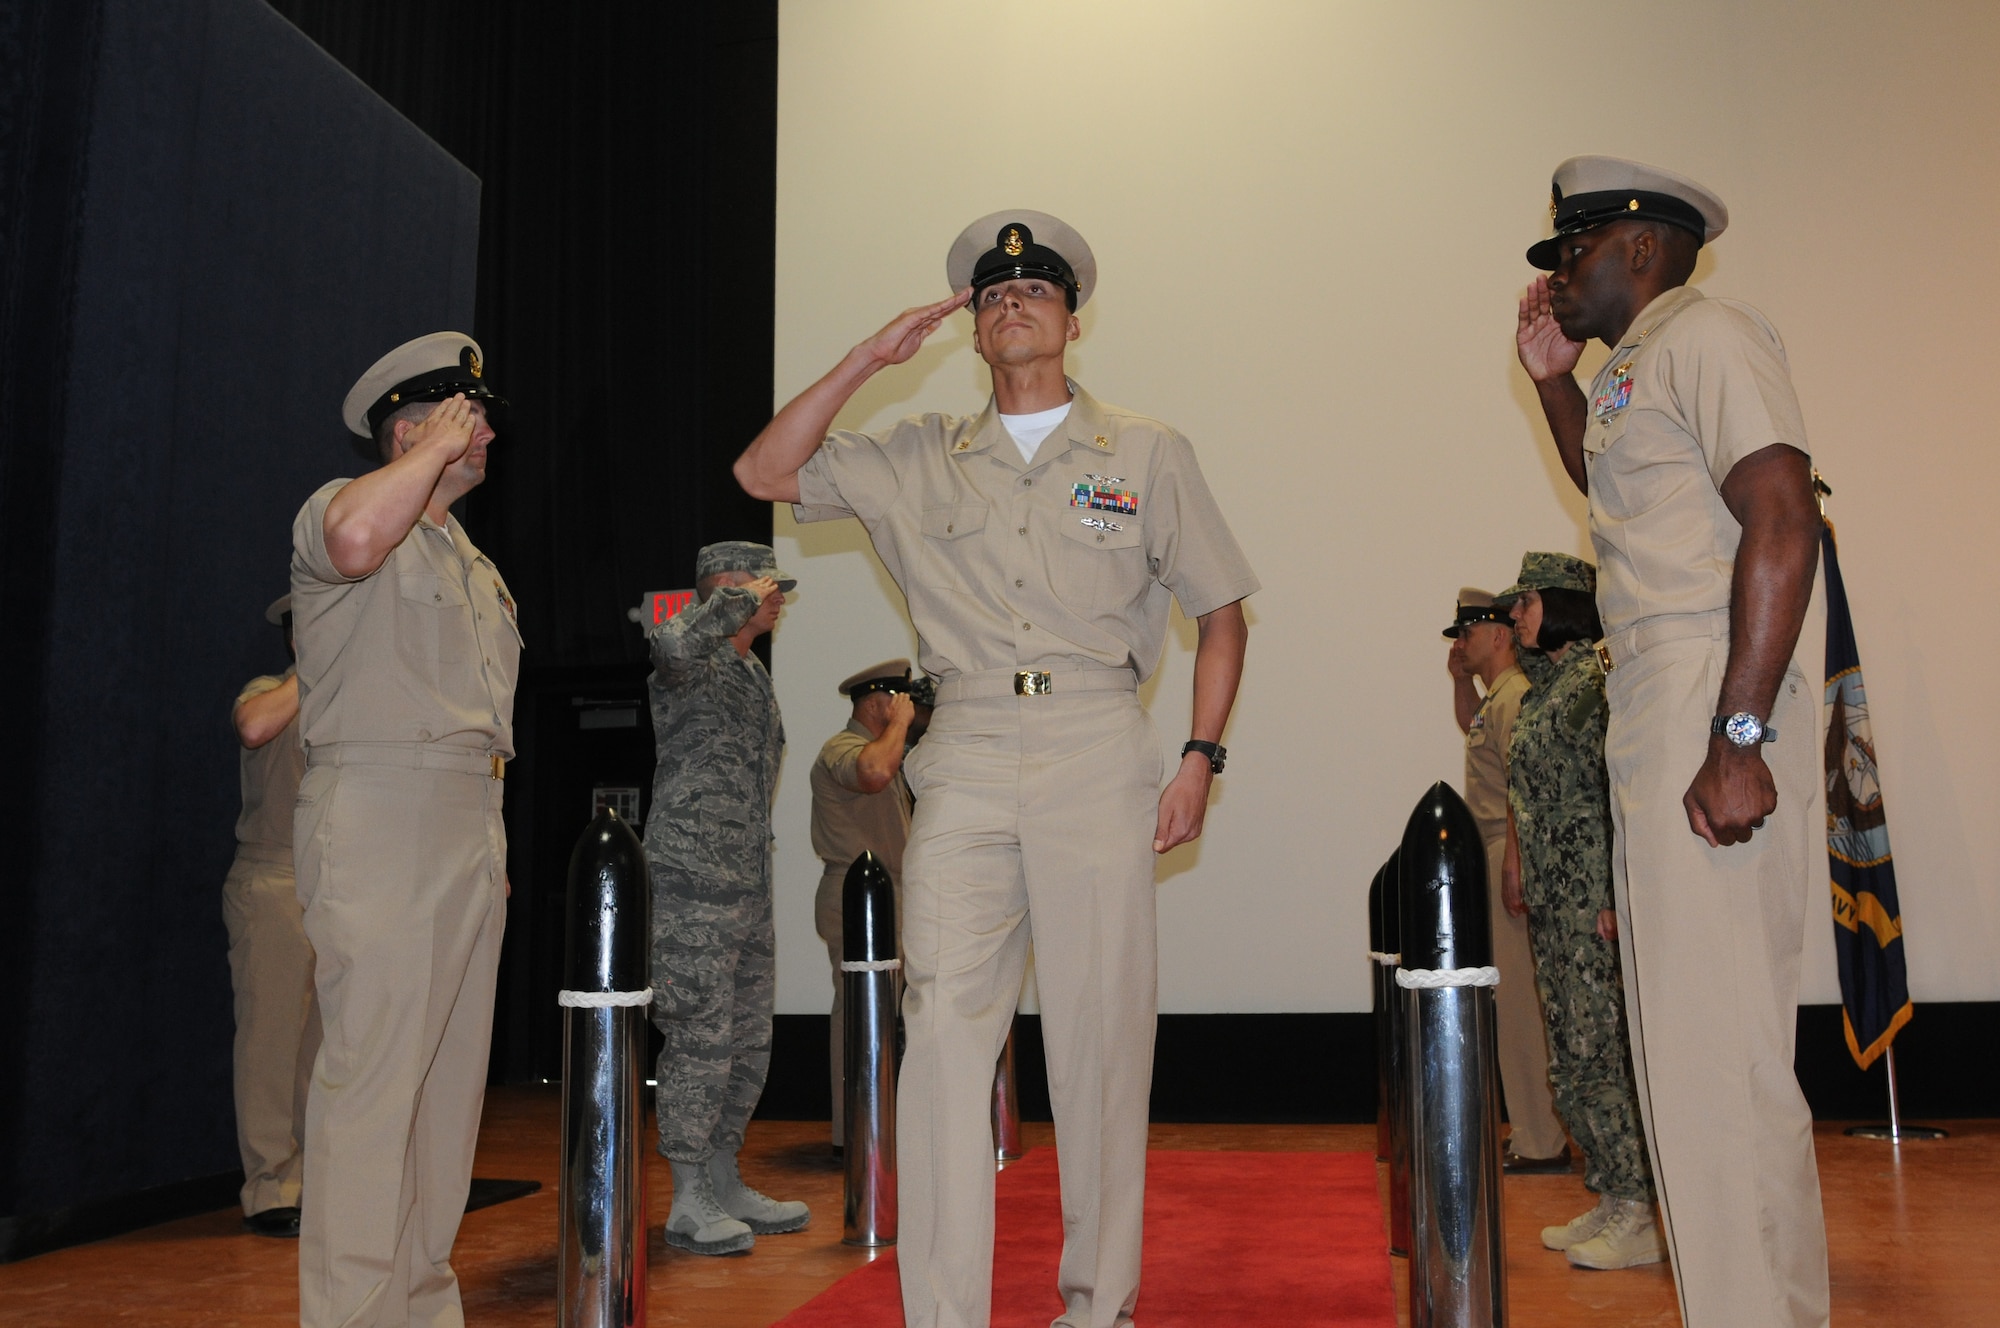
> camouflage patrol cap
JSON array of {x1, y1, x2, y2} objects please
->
[
  {"x1": 1494, "y1": 552, "x2": 1597, "y2": 602},
  {"x1": 907, "y1": 675, "x2": 936, "y2": 708},
  {"x1": 695, "y1": 541, "x2": 796, "y2": 592},
  {"x1": 1442, "y1": 587, "x2": 1509, "y2": 639}
]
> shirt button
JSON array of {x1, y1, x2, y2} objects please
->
[
  {"x1": 946, "y1": 523, "x2": 954, "y2": 534},
  {"x1": 1022, "y1": 478, "x2": 1033, "y2": 487},
  {"x1": 1015, "y1": 579, "x2": 1024, "y2": 588},
  {"x1": 1018, "y1": 527, "x2": 1028, "y2": 536},
  {"x1": 1095, "y1": 534, "x2": 1105, "y2": 543},
  {"x1": 1022, "y1": 622, "x2": 1032, "y2": 631}
]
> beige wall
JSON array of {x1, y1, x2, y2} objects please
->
[{"x1": 766, "y1": 0, "x2": 2000, "y2": 1014}]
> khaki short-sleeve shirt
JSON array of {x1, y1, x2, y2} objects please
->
[
  {"x1": 290, "y1": 478, "x2": 522, "y2": 755},
  {"x1": 809, "y1": 718, "x2": 913, "y2": 883},
  {"x1": 233, "y1": 670, "x2": 305, "y2": 850},
  {"x1": 793, "y1": 383, "x2": 1259, "y2": 682},
  {"x1": 1581, "y1": 286, "x2": 1810, "y2": 635},
  {"x1": 1463, "y1": 664, "x2": 1527, "y2": 847}
]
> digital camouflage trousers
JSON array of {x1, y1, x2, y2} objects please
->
[{"x1": 646, "y1": 861, "x2": 774, "y2": 1162}]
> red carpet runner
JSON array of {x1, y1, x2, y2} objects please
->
[{"x1": 774, "y1": 1150, "x2": 1396, "y2": 1327}]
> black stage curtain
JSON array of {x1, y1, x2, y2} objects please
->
[
  {"x1": 0, "y1": 0, "x2": 481, "y2": 1234},
  {"x1": 262, "y1": 0, "x2": 779, "y2": 665},
  {"x1": 1, "y1": 0, "x2": 777, "y2": 1240},
  {"x1": 265, "y1": 2, "x2": 782, "y2": 1088}
]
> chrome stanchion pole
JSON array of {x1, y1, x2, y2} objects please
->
[
  {"x1": 993, "y1": 1017, "x2": 1025, "y2": 1164},
  {"x1": 842, "y1": 851, "x2": 900, "y2": 1246},
  {"x1": 1399, "y1": 783, "x2": 1505, "y2": 1328},
  {"x1": 558, "y1": 809, "x2": 651, "y2": 1328}
]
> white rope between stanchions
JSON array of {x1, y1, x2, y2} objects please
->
[
  {"x1": 558, "y1": 988, "x2": 653, "y2": 1008},
  {"x1": 839, "y1": 958, "x2": 903, "y2": 972},
  {"x1": 1367, "y1": 950, "x2": 1401, "y2": 966},
  {"x1": 1394, "y1": 966, "x2": 1500, "y2": 989}
]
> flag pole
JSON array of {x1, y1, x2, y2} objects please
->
[{"x1": 1843, "y1": 1046, "x2": 1947, "y2": 1141}]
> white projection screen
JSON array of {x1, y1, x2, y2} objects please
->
[{"x1": 763, "y1": 0, "x2": 2000, "y2": 1015}]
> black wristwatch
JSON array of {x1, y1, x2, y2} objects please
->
[{"x1": 1182, "y1": 740, "x2": 1227, "y2": 774}]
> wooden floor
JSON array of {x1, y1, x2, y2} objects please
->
[{"x1": 1, "y1": 1087, "x2": 1994, "y2": 1326}]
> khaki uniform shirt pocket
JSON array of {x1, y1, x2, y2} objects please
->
[
  {"x1": 917, "y1": 504, "x2": 987, "y2": 592},
  {"x1": 397, "y1": 571, "x2": 468, "y2": 663},
  {"x1": 1053, "y1": 515, "x2": 1146, "y2": 612}
]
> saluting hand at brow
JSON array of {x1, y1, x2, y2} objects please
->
[
  {"x1": 862, "y1": 289, "x2": 972, "y2": 367},
  {"x1": 1516, "y1": 277, "x2": 1584, "y2": 382},
  {"x1": 403, "y1": 393, "x2": 477, "y2": 464}
]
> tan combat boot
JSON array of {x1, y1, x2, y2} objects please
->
[
  {"x1": 1541, "y1": 1193, "x2": 1616, "y2": 1251},
  {"x1": 1564, "y1": 1197, "x2": 1666, "y2": 1269}
]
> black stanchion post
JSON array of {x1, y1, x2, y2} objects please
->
[
  {"x1": 841, "y1": 851, "x2": 899, "y2": 1247},
  {"x1": 558, "y1": 809, "x2": 652, "y2": 1328},
  {"x1": 1399, "y1": 782, "x2": 1505, "y2": 1328},
  {"x1": 1373, "y1": 848, "x2": 1412, "y2": 1259}
]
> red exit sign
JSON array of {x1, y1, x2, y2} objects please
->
[{"x1": 647, "y1": 589, "x2": 695, "y2": 624}]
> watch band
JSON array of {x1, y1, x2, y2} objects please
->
[{"x1": 1182, "y1": 740, "x2": 1226, "y2": 773}]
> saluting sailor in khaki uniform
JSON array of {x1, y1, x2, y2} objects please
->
[
  {"x1": 810, "y1": 658, "x2": 917, "y2": 1151},
  {"x1": 736, "y1": 212, "x2": 1257, "y2": 1328},
  {"x1": 223, "y1": 594, "x2": 320, "y2": 1239},
  {"x1": 1444, "y1": 589, "x2": 1567, "y2": 1172},
  {"x1": 1516, "y1": 158, "x2": 1828, "y2": 1326},
  {"x1": 290, "y1": 333, "x2": 519, "y2": 1328}
]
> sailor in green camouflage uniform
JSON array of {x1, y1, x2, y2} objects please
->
[
  {"x1": 1499, "y1": 551, "x2": 1663, "y2": 1270},
  {"x1": 644, "y1": 540, "x2": 811, "y2": 1255}
]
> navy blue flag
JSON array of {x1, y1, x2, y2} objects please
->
[{"x1": 1822, "y1": 521, "x2": 1914, "y2": 1068}]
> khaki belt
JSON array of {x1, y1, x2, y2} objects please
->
[
  {"x1": 935, "y1": 666, "x2": 1139, "y2": 704},
  {"x1": 307, "y1": 742, "x2": 506, "y2": 779},
  {"x1": 1594, "y1": 609, "x2": 1727, "y2": 673}
]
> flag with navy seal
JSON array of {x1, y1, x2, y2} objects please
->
[{"x1": 1821, "y1": 518, "x2": 1914, "y2": 1069}]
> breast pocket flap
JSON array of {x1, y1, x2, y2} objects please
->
[
  {"x1": 1055, "y1": 516, "x2": 1142, "y2": 551},
  {"x1": 921, "y1": 504, "x2": 987, "y2": 540}
]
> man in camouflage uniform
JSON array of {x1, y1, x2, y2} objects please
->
[
  {"x1": 1499, "y1": 552, "x2": 1660, "y2": 1270},
  {"x1": 644, "y1": 540, "x2": 810, "y2": 1255}
]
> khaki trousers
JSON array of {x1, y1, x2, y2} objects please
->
[
  {"x1": 1483, "y1": 835, "x2": 1566, "y2": 1160},
  {"x1": 815, "y1": 864, "x2": 902, "y2": 1149},
  {"x1": 1604, "y1": 623, "x2": 1828, "y2": 1328},
  {"x1": 294, "y1": 763, "x2": 508, "y2": 1328},
  {"x1": 896, "y1": 688, "x2": 1163, "y2": 1328},
  {"x1": 222, "y1": 845, "x2": 322, "y2": 1216}
]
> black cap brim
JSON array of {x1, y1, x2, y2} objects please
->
[{"x1": 348, "y1": 382, "x2": 508, "y2": 461}]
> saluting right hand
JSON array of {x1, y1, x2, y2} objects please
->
[
  {"x1": 1446, "y1": 637, "x2": 1472, "y2": 682},
  {"x1": 860, "y1": 289, "x2": 972, "y2": 367},
  {"x1": 402, "y1": 393, "x2": 477, "y2": 464},
  {"x1": 883, "y1": 692, "x2": 916, "y2": 730},
  {"x1": 1516, "y1": 277, "x2": 1584, "y2": 383},
  {"x1": 740, "y1": 575, "x2": 779, "y2": 603}
]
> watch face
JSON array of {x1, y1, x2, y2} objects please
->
[{"x1": 1724, "y1": 712, "x2": 1762, "y2": 746}]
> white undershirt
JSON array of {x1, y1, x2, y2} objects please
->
[{"x1": 998, "y1": 402, "x2": 1072, "y2": 465}]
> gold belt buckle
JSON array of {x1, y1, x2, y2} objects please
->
[
  {"x1": 490, "y1": 754, "x2": 506, "y2": 779},
  {"x1": 1014, "y1": 670, "x2": 1052, "y2": 696},
  {"x1": 1594, "y1": 641, "x2": 1615, "y2": 673}
]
